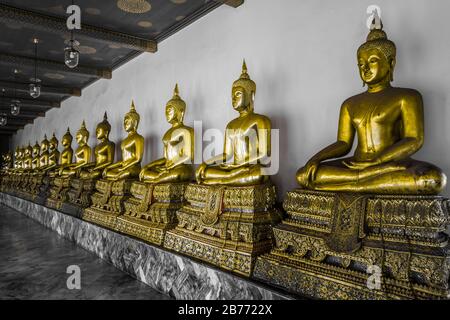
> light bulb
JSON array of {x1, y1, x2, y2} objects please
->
[
  {"x1": 29, "y1": 79, "x2": 41, "y2": 99},
  {"x1": 10, "y1": 100, "x2": 20, "y2": 116},
  {"x1": 0, "y1": 115, "x2": 7, "y2": 126},
  {"x1": 64, "y1": 40, "x2": 80, "y2": 69}
]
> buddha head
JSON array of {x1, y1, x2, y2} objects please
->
[
  {"x1": 96, "y1": 112, "x2": 111, "y2": 140},
  {"x1": 49, "y1": 133, "x2": 59, "y2": 152},
  {"x1": 76, "y1": 120, "x2": 89, "y2": 145},
  {"x1": 40, "y1": 135, "x2": 49, "y2": 153},
  {"x1": 14, "y1": 147, "x2": 19, "y2": 159},
  {"x1": 357, "y1": 16, "x2": 396, "y2": 87},
  {"x1": 124, "y1": 100, "x2": 140, "y2": 133},
  {"x1": 32, "y1": 141, "x2": 40, "y2": 157},
  {"x1": 166, "y1": 84, "x2": 186, "y2": 125},
  {"x1": 62, "y1": 127, "x2": 73, "y2": 148},
  {"x1": 232, "y1": 60, "x2": 256, "y2": 112}
]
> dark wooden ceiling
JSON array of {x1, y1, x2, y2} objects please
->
[{"x1": 0, "y1": 0, "x2": 243, "y2": 137}]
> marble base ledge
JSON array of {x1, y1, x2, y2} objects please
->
[{"x1": 0, "y1": 192, "x2": 293, "y2": 300}]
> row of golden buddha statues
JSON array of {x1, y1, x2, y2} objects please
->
[{"x1": 1, "y1": 18, "x2": 450, "y2": 300}]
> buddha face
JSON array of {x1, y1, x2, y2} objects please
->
[
  {"x1": 33, "y1": 146, "x2": 40, "y2": 156},
  {"x1": 124, "y1": 114, "x2": 138, "y2": 133},
  {"x1": 232, "y1": 86, "x2": 252, "y2": 112},
  {"x1": 96, "y1": 125, "x2": 108, "y2": 140},
  {"x1": 358, "y1": 48, "x2": 395, "y2": 86},
  {"x1": 76, "y1": 132, "x2": 87, "y2": 144},
  {"x1": 41, "y1": 142, "x2": 49, "y2": 153},
  {"x1": 166, "y1": 104, "x2": 184, "y2": 125},
  {"x1": 49, "y1": 141, "x2": 56, "y2": 152},
  {"x1": 62, "y1": 136, "x2": 72, "y2": 147}
]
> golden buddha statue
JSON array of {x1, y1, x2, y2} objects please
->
[
  {"x1": 196, "y1": 61, "x2": 271, "y2": 186},
  {"x1": 63, "y1": 113, "x2": 115, "y2": 216},
  {"x1": 35, "y1": 134, "x2": 60, "y2": 203},
  {"x1": 44, "y1": 133, "x2": 60, "y2": 172},
  {"x1": 59, "y1": 121, "x2": 92, "y2": 177},
  {"x1": 117, "y1": 85, "x2": 194, "y2": 245},
  {"x1": 102, "y1": 101, "x2": 144, "y2": 181},
  {"x1": 139, "y1": 84, "x2": 194, "y2": 184},
  {"x1": 13, "y1": 147, "x2": 20, "y2": 169},
  {"x1": 296, "y1": 22, "x2": 446, "y2": 195},
  {"x1": 48, "y1": 128, "x2": 73, "y2": 178},
  {"x1": 164, "y1": 62, "x2": 279, "y2": 276},
  {"x1": 31, "y1": 141, "x2": 41, "y2": 170},
  {"x1": 22, "y1": 143, "x2": 33, "y2": 170},
  {"x1": 254, "y1": 14, "x2": 450, "y2": 300},
  {"x1": 79, "y1": 112, "x2": 115, "y2": 180},
  {"x1": 39, "y1": 135, "x2": 50, "y2": 169},
  {"x1": 84, "y1": 102, "x2": 144, "y2": 228}
]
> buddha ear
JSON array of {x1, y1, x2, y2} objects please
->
[{"x1": 389, "y1": 57, "x2": 396, "y2": 82}]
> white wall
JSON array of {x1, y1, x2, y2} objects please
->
[{"x1": 12, "y1": 0, "x2": 450, "y2": 198}]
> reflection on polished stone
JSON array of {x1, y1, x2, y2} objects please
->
[{"x1": 0, "y1": 204, "x2": 170, "y2": 300}]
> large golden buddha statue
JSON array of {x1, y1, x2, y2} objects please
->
[
  {"x1": 31, "y1": 141, "x2": 41, "y2": 170},
  {"x1": 164, "y1": 62, "x2": 280, "y2": 276},
  {"x1": 39, "y1": 135, "x2": 50, "y2": 169},
  {"x1": 196, "y1": 61, "x2": 271, "y2": 186},
  {"x1": 117, "y1": 85, "x2": 194, "y2": 245},
  {"x1": 84, "y1": 102, "x2": 144, "y2": 228},
  {"x1": 102, "y1": 101, "x2": 143, "y2": 181},
  {"x1": 79, "y1": 112, "x2": 115, "y2": 180},
  {"x1": 48, "y1": 128, "x2": 73, "y2": 178},
  {"x1": 254, "y1": 15, "x2": 450, "y2": 300},
  {"x1": 296, "y1": 23, "x2": 446, "y2": 195},
  {"x1": 44, "y1": 133, "x2": 60, "y2": 173},
  {"x1": 46, "y1": 129, "x2": 74, "y2": 209},
  {"x1": 22, "y1": 143, "x2": 33, "y2": 171},
  {"x1": 139, "y1": 84, "x2": 194, "y2": 184},
  {"x1": 59, "y1": 121, "x2": 92, "y2": 177}
]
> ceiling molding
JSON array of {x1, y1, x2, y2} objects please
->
[
  {"x1": 0, "y1": 52, "x2": 112, "y2": 80},
  {"x1": 0, "y1": 80, "x2": 81, "y2": 97},
  {"x1": 0, "y1": 4, "x2": 157, "y2": 53},
  {"x1": 0, "y1": 96, "x2": 59, "y2": 109}
]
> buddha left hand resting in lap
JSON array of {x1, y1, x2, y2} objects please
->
[
  {"x1": 296, "y1": 18, "x2": 446, "y2": 195},
  {"x1": 195, "y1": 61, "x2": 272, "y2": 186},
  {"x1": 102, "y1": 101, "x2": 144, "y2": 181},
  {"x1": 139, "y1": 84, "x2": 194, "y2": 184}
]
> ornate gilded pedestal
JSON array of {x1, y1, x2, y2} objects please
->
[
  {"x1": 253, "y1": 189, "x2": 450, "y2": 300},
  {"x1": 83, "y1": 179, "x2": 133, "y2": 229},
  {"x1": 164, "y1": 182, "x2": 281, "y2": 276},
  {"x1": 115, "y1": 182, "x2": 188, "y2": 245},
  {"x1": 46, "y1": 176, "x2": 72, "y2": 210},
  {"x1": 59, "y1": 178, "x2": 97, "y2": 218},
  {"x1": 34, "y1": 175, "x2": 53, "y2": 205}
]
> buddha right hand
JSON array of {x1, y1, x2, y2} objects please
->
[{"x1": 195, "y1": 162, "x2": 207, "y2": 184}]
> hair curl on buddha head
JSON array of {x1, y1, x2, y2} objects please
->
[
  {"x1": 357, "y1": 20, "x2": 396, "y2": 62},
  {"x1": 125, "y1": 100, "x2": 140, "y2": 126},
  {"x1": 167, "y1": 84, "x2": 186, "y2": 117},
  {"x1": 50, "y1": 132, "x2": 59, "y2": 146},
  {"x1": 63, "y1": 127, "x2": 73, "y2": 143},
  {"x1": 77, "y1": 120, "x2": 90, "y2": 140},
  {"x1": 41, "y1": 134, "x2": 49, "y2": 148},
  {"x1": 233, "y1": 60, "x2": 256, "y2": 95},
  {"x1": 97, "y1": 112, "x2": 111, "y2": 133}
]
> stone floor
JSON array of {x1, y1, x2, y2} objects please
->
[{"x1": 0, "y1": 204, "x2": 171, "y2": 300}]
